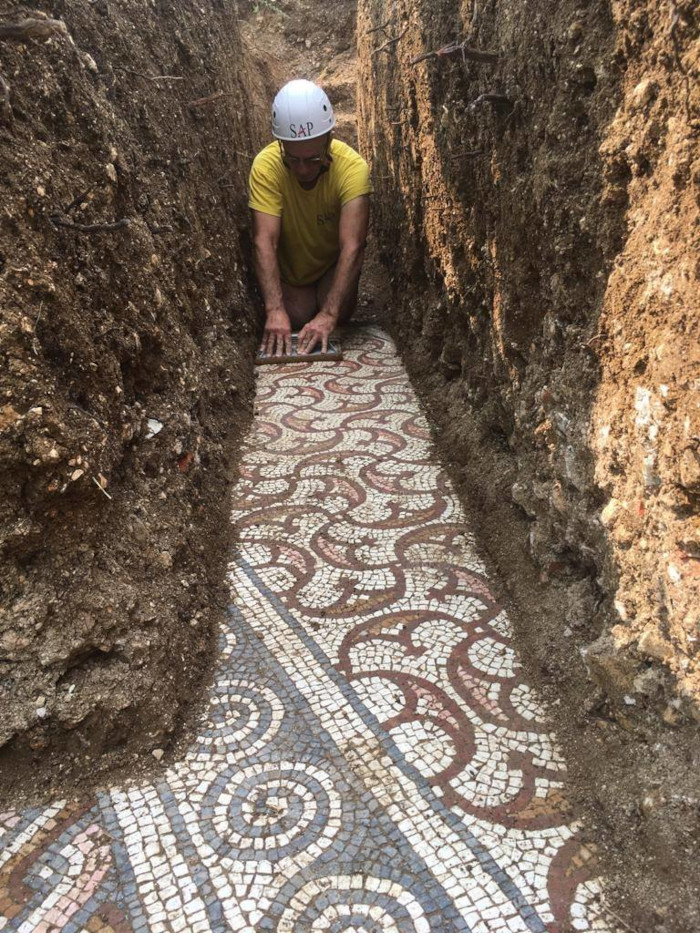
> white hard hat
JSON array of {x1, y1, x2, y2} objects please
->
[{"x1": 271, "y1": 79, "x2": 336, "y2": 142}]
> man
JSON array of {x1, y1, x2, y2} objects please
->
[{"x1": 248, "y1": 79, "x2": 372, "y2": 356}]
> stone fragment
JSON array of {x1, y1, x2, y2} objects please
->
[
  {"x1": 633, "y1": 667, "x2": 666, "y2": 698},
  {"x1": 146, "y1": 418, "x2": 164, "y2": 438},
  {"x1": 0, "y1": 404, "x2": 22, "y2": 431},
  {"x1": 679, "y1": 446, "x2": 700, "y2": 493},
  {"x1": 631, "y1": 78, "x2": 659, "y2": 110},
  {"x1": 152, "y1": 748, "x2": 164, "y2": 761},
  {"x1": 638, "y1": 627, "x2": 673, "y2": 662},
  {"x1": 584, "y1": 632, "x2": 638, "y2": 697},
  {"x1": 600, "y1": 498, "x2": 620, "y2": 527},
  {"x1": 613, "y1": 599, "x2": 627, "y2": 621},
  {"x1": 564, "y1": 444, "x2": 586, "y2": 491},
  {"x1": 567, "y1": 21, "x2": 584, "y2": 42},
  {"x1": 640, "y1": 789, "x2": 664, "y2": 816},
  {"x1": 511, "y1": 480, "x2": 536, "y2": 517}
]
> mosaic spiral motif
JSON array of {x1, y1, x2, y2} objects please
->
[
  {"x1": 195, "y1": 680, "x2": 285, "y2": 756},
  {"x1": 0, "y1": 327, "x2": 617, "y2": 933},
  {"x1": 205, "y1": 761, "x2": 340, "y2": 862},
  {"x1": 277, "y1": 875, "x2": 429, "y2": 932}
]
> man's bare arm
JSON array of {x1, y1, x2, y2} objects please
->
[
  {"x1": 321, "y1": 195, "x2": 370, "y2": 321},
  {"x1": 252, "y1": 209, "x2": 292, "y2": 356},
  {"x1": 298, "y1": 195, "x2": 370, "y2": 354}
]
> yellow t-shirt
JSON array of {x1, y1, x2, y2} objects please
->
[{"x1": 248, "y1": 139, "x2": 373, "y2": 287}]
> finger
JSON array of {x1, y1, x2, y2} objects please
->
[
  {"x1": 275, "y1": 332, "x2": 283, "y2": 357},
  {"x1": 264, "y1": 332, "x2": 273, "y2": 356},
  {"x1": 321, "y1": 331, "x2": 328, "y2": 353},
  {"x1": 285, "y1": 332, "x2": 292, "y2": 355}
]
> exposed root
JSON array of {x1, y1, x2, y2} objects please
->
[
  {"x1": 188, "y1": 90, "x2": 231, "y2": 109},
  {"x1": 0, "y1": 16, "x2": 68, "y2": 42},
  {"x1": 365, "y1": 18, "x2": 392, "y2": 35},
  {"x1": 372, "y1": 26, "x2": 409, "y2": 56},
  {"x1": 0, "y1": 70, "x2": 10, "y2": 123},
  {"x1": 113, "y1": 66, "x2": 185, "y2": 82},
  {"x1": 49, "y1": 215, "x2": 131, "y2": 234},
  {"x1": 411, "y1": 41, "x2": 499, "y2": 66}
]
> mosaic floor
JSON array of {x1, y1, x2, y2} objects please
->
[{"x1": 0, "y1": 327, "x2": 617, "y2": 932}]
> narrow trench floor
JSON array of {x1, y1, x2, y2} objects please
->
[{"x1": 0, "y1": 328, "x2": 616, "y2": 932}]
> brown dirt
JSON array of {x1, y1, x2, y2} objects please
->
[
  {"x1": 356, "y1": 0, "x2": 699, "y2": 929},
  {"x1": 0, "y1": 0, "x2": 266, "y2": 803}
]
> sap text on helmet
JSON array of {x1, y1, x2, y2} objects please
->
[
  {"x1": 271, "y1": 79, "x2": 336, "y2": 142},
  {"x1": 288, "y1": 122, "x2": 317, "y2": 139}
]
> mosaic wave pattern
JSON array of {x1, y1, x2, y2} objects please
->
[{"x1": 0, "y1": 327, "x2": 615, "y2": 933}]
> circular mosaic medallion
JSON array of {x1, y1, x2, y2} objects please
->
[{"x1": 207, "y1": 761, "x2": 340, "y2": 863}]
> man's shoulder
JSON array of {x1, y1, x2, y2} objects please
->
[
  {"x1": 330, "y1": 139, "x2": 367, "y2": 166},
  {"x1": 251, "y1": 141, "x2": 283, "y2": 175}
]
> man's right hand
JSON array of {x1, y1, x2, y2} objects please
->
[{"x1": 261, "y1": 307, "x2": 292, "y2": 357}]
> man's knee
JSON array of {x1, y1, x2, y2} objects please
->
[{"x1": 282, "y1": 282, "x2": 317, "y2": 328}]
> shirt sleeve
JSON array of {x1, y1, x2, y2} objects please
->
[
  {"x1": 338, "y1": 152, "x2": 373, "y2": 207},
  {"x1": 248, "y1": 150, "x2": 283, "y2": 216}
]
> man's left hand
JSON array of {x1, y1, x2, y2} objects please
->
[{"x1": 298, "y1": 311, "x2": 337, "y2": 354}]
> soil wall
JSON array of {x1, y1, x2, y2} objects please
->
[
  {"x1": 357, "y1": 0, "x2": 699, "y2": 927},
  {"x1": 0, "y1": 0, "x2": 265, "y2": 799}
]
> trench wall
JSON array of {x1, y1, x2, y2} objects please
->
[
  {"x1": 358, "y1": 0, "x2": 699, "y2": 726},
  {"x1": 0, "y1": 0, "x2": 264, "y2": 796},
  {"x1": 357, "y1": 1, "x2": 699, "y2": 924}
]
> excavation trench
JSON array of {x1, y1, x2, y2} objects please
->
[{"x1": 1, "y1": 0, "x2": 699, "y2": 930}]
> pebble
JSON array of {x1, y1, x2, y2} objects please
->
[
  {"x1": 152, "y1": 748, "x2": 164, "y2": 761},
  {"x1": 631, "y1": 78, "x2": 658, "y2": 110},
  {"x1": 156, "y1": 551, "x2": 173, "y2": 569},
  {"x1": 600, "y1": 497, "x2": 620, "y2": 527},
  {"x1": 146, "y1": 418, "x2": 164, "y2": 439}
]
